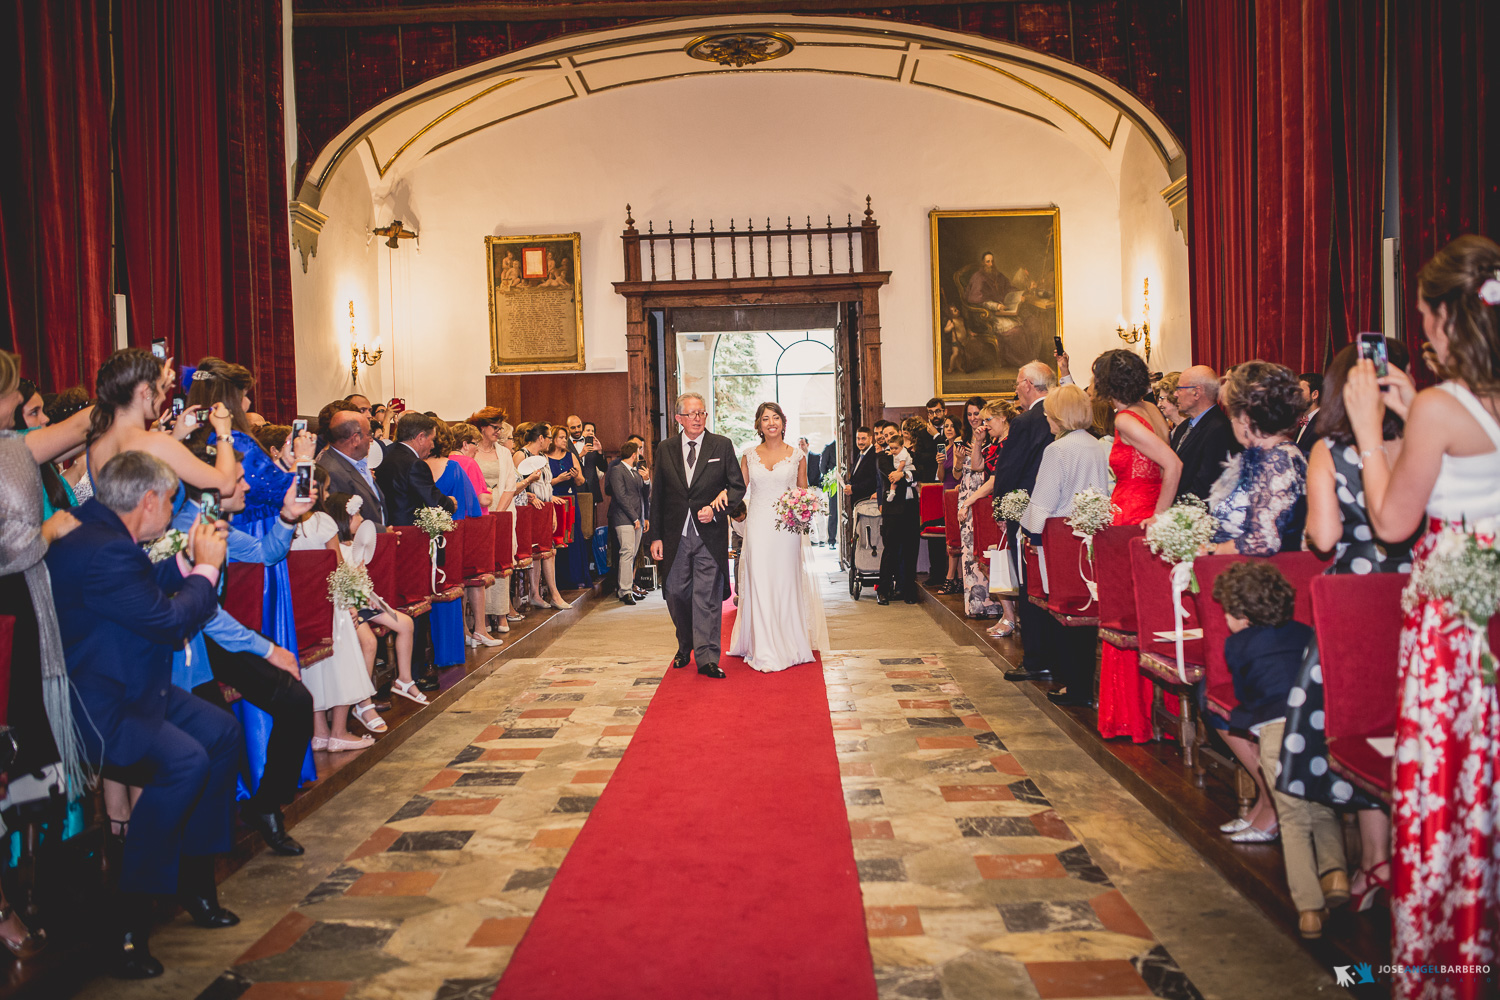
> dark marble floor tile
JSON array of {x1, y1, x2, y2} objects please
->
[
  {"x1": 613, "y1": 707, "x2": 646, "y2": 717},
  {"x1": 553, "y1": 795, "x2": 599, "y2": 813},
  {"x1": 632, "y1": 677, "x2": 660, "y2": 686},
  {"x1": 829, "y1": 700, "x2": 857, "y2": 712},
  {"x1": 874, "y1": 965, "x2": 944, "y2": 999},
  {"x1": 454, "y1": 770, "x2": 524, "y2": 786},
  {"x1": 499, "y1": 727, "x2": 559, "y2": 739},
  {"x1": 1056, "y1": 844, "x2": 1114, "y2": 885},
  {"x1": 588, "y1": 746, "x2": 626, "y2": 758},
  {"x1": 845, "y1": 788, "x2": 884, "y2": 806},
  {"x1": 1007, "y1": 778, "x2": 1049, "y2": 805},
  {"x1": 502, "y1": 867, "x2": 558, "y2": 892},
  {"x1": 532, "y1": 692, "x2": 585, "y2": 702},
  {"x1": 435, "y1": 976, "x2": 503, "y2": 1000},
  {"x1": 299, "y1": 920, "x2": 400, "y2": 951},
  {"x1": 891, "y1": 683, "x2": 943, "y2": 693},
  {"x1": 1134, "y1": 944, "x2": 1205, "y2": 1000},
  {"x1": 973, "y1": 731, "x2": 1006, "y2": 750},
  {"x1": 998, "y1": 899, "x2": 1105, "y2": 933},
  {"x1": 949, "y1": 697, "x2": 977, "y2": 710},
  {"x1": 387, "y1": 795, "x2": 434, "y2": 822},
  {"x1": 299, "y1": 865, "x2": 363, "y2": 906},
  {"x1": 956, "y1": 816, "x2": 1037, "y2": 838},
  {"x1": 193, "y1": 971, "x2": 251, "y2": 1000},
  {"x1": 447, "y1": 745, "x2": 485, "y2": 766},
  {"x1": 906, "y1": 716, "x2": 965, "y2": 728},
  {"x1": 836, "y1": 739, "x2": 869, "y2": 754},
  {"x1": 236, "y1": 920, "x2": 404, "y2": 981},
  {"x1": 562, "y1": 666, "x2": 604, "y2": 673},
  {"x1": 857, "y1": 857, "x2": 907, "y2": 882},
  {"x1": 388, "y1": 829, "x2": 475, "y2": 852},
  {"x1": 880, "y1": 657, "x2": 926, "y2": 665},
  {"x1": 927, "y1": 755, "x2": 998, "y2": 774}
]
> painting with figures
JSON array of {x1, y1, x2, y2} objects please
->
[
  {"x1": 487, "y1": 233, "x2": 585, "y2": 373},
  {"x1": 930, "y1": 209, "x2": 1061, "y2": 400}
]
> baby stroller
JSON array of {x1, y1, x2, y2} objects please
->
[{"x1": 849, "y1": 498, "x2": 883, "y2": 599}]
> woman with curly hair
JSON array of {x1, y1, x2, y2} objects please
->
[
  {"x1": 1207, "y1": 361, "x2": 1309, "y2": 556},
  {"x1": 1091, "y1": 350, "x2": 1180, "y2": 736},
  {"x1": 1345, "y1": 234, "x2": 1500, "y2": 994}
]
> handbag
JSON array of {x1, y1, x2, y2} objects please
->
[{"x1": 987, "y1": 542, "x2": 1019, "y2": 596}]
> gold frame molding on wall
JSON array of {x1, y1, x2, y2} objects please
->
[
  {"x1": 929, "y1": 207, "x2": 1063, "y2": 402},
  {"x1": 485, "y1": 233, "x2": 587, "y2": 373}
]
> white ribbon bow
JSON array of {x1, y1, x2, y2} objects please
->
[
  {"x1": 1169, "y1": 560, "x2": 1196, "y2": 684},
  {"x1": 430, "y1": 535, "x2": 447, "y2": 592}
]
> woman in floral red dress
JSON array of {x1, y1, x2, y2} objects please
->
[
  {"x1": 1091, "y1": 350, "x2": 1181, "y2": 740},
  {"x1": 1346, "y1": 235, "x2": 1500, "y2": 1000}
]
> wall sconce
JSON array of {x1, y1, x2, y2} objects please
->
[
  {"x1": 1116, "y1": 278, "x2": 1151, "y2": 369},
  {"x1": 349, "y1": 301, "x2": 383, "y2": 387},
  {"x1": 372, "y1": 220, "x2": 417, "y2": 249}
]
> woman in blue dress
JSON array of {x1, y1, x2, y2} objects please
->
[{"x1": 423, "y1": 420, "x2": 486, "y2": 668}]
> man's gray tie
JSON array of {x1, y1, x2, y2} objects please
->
[{"x1": 687, "y1": 440, "x2": 697, "y2": 470}]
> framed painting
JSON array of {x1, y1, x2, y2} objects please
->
[
  {"x1": 487, "y1": 233, "x2": 585, "y2": 373},
  {"x1": 930, "y1": 208, "x2": 1061, "y2": 400}
]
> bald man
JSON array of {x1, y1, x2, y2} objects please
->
[{"x1": 1170, "y1": 365, "x2": 1241, "y2": 502}]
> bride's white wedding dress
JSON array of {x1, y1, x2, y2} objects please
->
[{"x1": 728, "y1": 446, "x2": 830, "y2": 672}]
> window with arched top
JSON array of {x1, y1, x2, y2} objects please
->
[{"x1": 708, "y1": 330, "x2": 836, "y2": 454}]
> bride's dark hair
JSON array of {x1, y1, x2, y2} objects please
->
[{"x1": 753, "y1": 401, "x2": 788, "y2": 442}]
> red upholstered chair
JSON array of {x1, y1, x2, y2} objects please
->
[
  {"x1": 286, "y1": 549, "x2": 336, "y2": 665},
  {"x1": 512, "y1": 504, "x2": 534, "y2": 569},
  {"x1": 222, "y1": 562, "x2": 265, "y2": 633},
  {"x1": 494, "y1": 510, "x2": 516, "y2": 579},
  {"x1": 0, "y1": 616, "x2": 13, "y2": 724},
  {"x1": 1129, "y1": 537, "x2": 1205, "y2": 768},
  {"x1": 919, "y1": 484, "x2": 946, "y2": 541},
  {"x1": 1312, "y1": 573, "x2": 1405, "y2": 801},
  {"x1": 1040, "y1": 517, "x2": 1098, "y2": 624},
  {"x1": 463, "y1": 512, "x2": 497, "y2": 588},
  {"x1": 1096, "y1": 524, "x2": 1145, "y2": 647},
  {"x1": 972, "y1": 502, "x2": 1001, "y2": 575},
  {"x1": 1023, "y1": 536, "x2": 1047, "y2": 610},
  {"x1": 431, "y1": 520, "x2": 465, "y2": 604},
  {"x1": 943, "y1": 489, "x2": 961, "y2": 556},
  {"x1": 532, "y1": 502, "x2": 556, "y2": 557},
  {"x1": 392, "y1": 526, "x2": 435, "y2": 616}
]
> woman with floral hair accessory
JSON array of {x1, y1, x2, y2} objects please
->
[{"x1": 1344, "y1": 234, "x2": 1500, "y2": 995}]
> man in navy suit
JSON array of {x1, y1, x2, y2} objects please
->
[
  {"x1": 376, "y1": 411, "x2": 456, "y2": 525},
  {"x1": 992, "y1": 362, "x2": 1065, "y2": 685},
  {"x1": 47, "y1": 451, "x2": 238, "y2": 979}
]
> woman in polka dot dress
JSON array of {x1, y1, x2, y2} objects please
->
[{"x1": 1282, "y1": 344, "x2": 1417, "y2": 914}]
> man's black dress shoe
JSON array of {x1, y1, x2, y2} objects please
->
[
  {"x1": 1047, "y1": 688, "x2": 1092, "y2": 707},
  {"x1": 875, "y1": 592, "x2": 890, "y2": 605},
  {"x1": 697, "y1": 662, "x2": 726, "y2": 679},
  {"x1": 415, "y1": 675, "x2": 441, "y2": 693},
  {"x1": 1004, "y1": 667, "x2": 1052, "y2": 682},
  {"x1": 242, "y1": 807, "x2": 304, "y2": 856},
  {"x1": 178, "y1": 894, "x2": 240, "y2": 929},
  {"x1": 903, "y1": 596, "x2": 921, "y2": 604},
  {"x1": 671, "y1": 651, "x2": 691, "y2": 669},
  {"x1": 112, "y1": 929, "x2": 164, "y2": 979},
  {"x1": 618, "y1": 593, "x2": 637, "y2": 605}
]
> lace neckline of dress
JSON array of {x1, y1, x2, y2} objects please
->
[{"x1": 753, "y1": 448, "x2": 797, "y2": 474}]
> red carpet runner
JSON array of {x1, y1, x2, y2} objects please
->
[{"x1": 494, "y1": 608, "x2": 877, "y2": 1000}]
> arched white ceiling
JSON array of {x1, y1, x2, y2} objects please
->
[{"x1": 292, "y1": 12, "x2": 1185, "y2": 217}]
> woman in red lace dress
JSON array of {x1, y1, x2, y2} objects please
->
[{"x1": 1092, "y1": 350, "x2": 1181, "y2": 740}]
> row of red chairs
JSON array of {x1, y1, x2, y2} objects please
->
[{"x1": 221, "y1": 507, "x2": 562, "y2": 667}]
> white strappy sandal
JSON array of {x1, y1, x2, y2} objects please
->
[
  {"x1": 352, "y1": 702, "x2": 387, "y2": 733},
  {"x1": 392, "y1": 679, "x2": 430, "y2": 706}
]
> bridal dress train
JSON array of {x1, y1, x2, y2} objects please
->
[{"x1": 729, "y1": 448, "x2": 830, "y2": 672}]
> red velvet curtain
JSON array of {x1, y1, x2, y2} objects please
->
[
  {"x1": 218, "y1": 0, "x2": 297, "y2": 423},
  {"x1": 0, "y1": 0, "x2": 111, "y2": 392},
  {"x1": 1393, "y1": 0, "x2": 1500, "y2": 374},
  {"x1": 1328, "y1": 0, "x2": 1385, "y2": 350},
  {"x1": 1186, "y1": 0, "x2": 1258, "y2": 371},
  {"x1": 117, "y1": 0, "x2": 225, "y2": 364},
  {"x1": 1255, "y1": 0, "x2": 1330, "y2": 374}
]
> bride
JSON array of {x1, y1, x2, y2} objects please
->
[{"x1": 729, "y1": 402, "x2": 830, "y2": 672}]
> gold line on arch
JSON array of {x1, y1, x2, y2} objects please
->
[
  {"x1": 949, "y1": 52, "x2": 1113, "y2": 149},
  {"x1": 368, "y1": 76, "x2": 522, "y2": 177}
]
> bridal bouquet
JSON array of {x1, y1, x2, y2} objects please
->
[
  {"x1": 1145, "y1": 501, "x2": 1216, "y2": 591},
  {"x1": 995, "y1": 489, "x2": 1030, "y2": 524},
  {"x1": 145, "y1": 529, "x2": 189, "y2": 564},
  {"x1": 413, "y1": 506, "x2": 455, "y2": 539},
  {"x1": 774, "y1": 487, "x2": 829, "y2": 534},
  {"x1": 328, "y1": 560, "x2": 376, "y2": 611},
  {"x1": 1403, "y1": 522, "x2": 1500, "y2": 684}
]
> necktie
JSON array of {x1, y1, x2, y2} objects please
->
[{"x1": 687, "y1": 440, "x2": 697, "y2": 469}]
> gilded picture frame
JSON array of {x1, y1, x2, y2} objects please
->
[
  {"x1": 930, "y1": 208, "x2": 1062, "y2": 401},
  {"x1": 486, "y1": 233, "x2": 585, "y2": 373}
]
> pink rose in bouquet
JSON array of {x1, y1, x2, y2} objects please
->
[{"x1": 773, "y1": 487, "x2": 829, "y2": 535}]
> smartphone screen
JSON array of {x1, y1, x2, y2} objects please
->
[
  {"x1": 172, "y1": 397, "x2": 184, "y2": 418},
  {"x1": 1358, "y1": 332, "x2": 1389, "y2": 377},
  {"x1": 292, "y1": 418, "x2": 308, "y2": 440},
  {"x1": 585, "y1": 435, "x2": 595, "y2": 446},
  {"x1": 151, "y1": 338, "x2": 167, "y2": 360},
  {"x1": 199, "y1": 490, "x2": 221, "y2": 525},
  {"x1": 294, "y1": 461, "x2": 314, "y2": 501},
  {"x1": 1054, "y1": 336, "x2": 1065, "y2": 356}
]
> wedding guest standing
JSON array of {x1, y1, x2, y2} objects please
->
[
  {"x1": 957, "y1": 400, "x2": 1018, "y2": 635},
  {"x1": 1170, "y1": 365, "x2": 1241, "y2": 503},
  {"x1": 1092, "y1": 350, "x2": 1180, "y2": 739},
  {"x1": 1345, "y1": 235, "x2": 1500, "y2": 997}
]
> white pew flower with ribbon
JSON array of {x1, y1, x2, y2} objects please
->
[
  {"x1": 1145, "y1": 500, "x2": 1217, "y2": 683},
  {"x1": 414, "y1": 505, "x2": 456, "y2": 592},
  {"x1": 1067, "y1": 488, "x2": 1118, "y2": 608}
]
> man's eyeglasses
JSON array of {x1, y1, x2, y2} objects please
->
[{"x1": 679, "y1": 411, "x2": 707, "y2": 419}]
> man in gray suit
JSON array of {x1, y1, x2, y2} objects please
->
[
  {"x1": 605, "y1": 441, "x2": 648, "y2": 605},
  {"x1": 316, "y1": 410, "x2": 388, "y2": 528}
]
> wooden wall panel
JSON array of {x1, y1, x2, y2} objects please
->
[{"x1": 485, "y1": 371, "x2": 631, "y2": 452}]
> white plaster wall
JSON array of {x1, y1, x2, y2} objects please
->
[
  {"x1": 1116, "y1": 120, "x2": 1192, "y2": 375},
  {"x1": 293, "y1": 72, "x2": 1187, "y2": 415}
]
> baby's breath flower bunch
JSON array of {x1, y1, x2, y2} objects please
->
[
  {"x1": 145, "y1": 529, "x2": 189, "y2": 564},
  {"x1": 1146, "y1": 502, "x2": 1216, "y2": 591},
  {"x1": 995, "y1": 489, "x2": 1030, "y2": 524},
  {"x1": 1404, "y1": 525, "x2": 1500, "y2": 684},
  {"x1": 413, "y1": 506, "x2": 455, "y2": 539},
  {"x1": 328, "y1": 560, "x2": 376, "y2": 611}
]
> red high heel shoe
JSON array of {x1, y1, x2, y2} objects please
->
[{"x1": 1350, "y1": 859, "x2": 1392, "y2": 912}]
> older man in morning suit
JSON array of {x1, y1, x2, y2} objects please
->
[
  {"x1": 375, "y1": 411, "x2": 456, "y2": 526},
  {"x1": 992, "y1": 362, "x2": 1065, "y2": 685},
  {"x1": 1169, "y1": 365, "x2": 1241, "y2": 502},
  {"x1": 318, "y1": 410, "x2": 389, "y2": 527}
]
